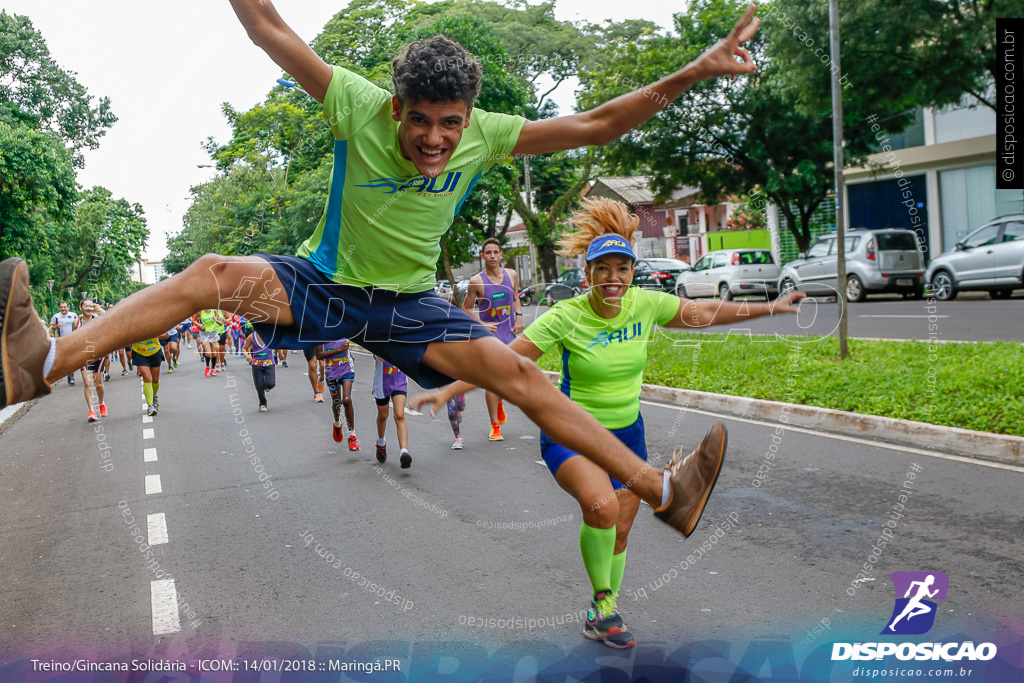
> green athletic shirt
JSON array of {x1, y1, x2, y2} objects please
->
[
  {"x1": 296, "y1": 66, "x2": 527, "y2": 292},
  {"x1": 523, "y1": 288, "x2": 680, "y2": 429}
]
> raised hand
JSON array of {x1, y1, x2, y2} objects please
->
[{"x1": 692, "y1": 3, "x2": 761, "y2": 80}]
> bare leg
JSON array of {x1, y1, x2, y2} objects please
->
[
  {"x1": 342, "y1": 380, "x2": 355, "y2": 432},
  {"x1": 422, "y1": 337, "x2": 662, "y2": 507},
  {"x1": 392, "y1": 393, "x2": 408, "y2": 450},
  {"x1": 485, "y1": 390, "x2": 501, "y2": 424},
  {"x1": 376, "y1": 403, "x2": 389, "y2": 439},
  {"x1": 48, "y1": 255, "x2": 293, "y2": 382}
]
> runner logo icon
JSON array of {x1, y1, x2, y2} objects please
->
[{"x1": 881, "y1": 571, "x2": 948, "y2": 635}]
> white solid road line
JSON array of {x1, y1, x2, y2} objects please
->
[
  {"x1": 147, "y1": 513, "x2": 169, "y2": 545},
  {"x1": 858, "y1": 314, "x2": 950, "y2": 318},
  {"x1": 145, "y1": 474, "x2": 162, "y2": 495},
  {"x1": 150, "y1": 579, "x2": 181, "y2": 635},
  {"x1": 144, "y1": 447, "x2": 158, "y2": 462},
  {"x1": 637, "y1": 399, "x2": 1023, "y2": 474}
]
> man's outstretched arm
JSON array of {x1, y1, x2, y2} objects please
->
[
  {"x1": 229, "y1": 0, "x2": 334, "y2": 103},
  {"x1": 512, "y1": 3, "x2": 760, "y2": 157}
]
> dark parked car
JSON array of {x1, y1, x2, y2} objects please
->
[
  {"x1": 542, "y1": 268, "x2": 588, "y2": 304},
  {"x1": 633, "y1": 258, "x2": 692, "y2": 293}
]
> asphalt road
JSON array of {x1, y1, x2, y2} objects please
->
[
  {"x1": 523, "y1": 292, "x2": 1024, "y2": 343},
  {"x1": 1, "y1": 349, "x2": 1021, "y2": 680}
]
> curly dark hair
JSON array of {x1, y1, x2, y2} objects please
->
[{"x1": 391, "y1": 35, "x2": 482, "y2": 109}]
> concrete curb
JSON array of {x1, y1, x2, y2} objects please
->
[{"x1": 540, "y1": 371, "x2": 1024, "y2": 466}]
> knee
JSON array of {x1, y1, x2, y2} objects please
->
[
  {"x1": 502, "y1": 355, "x2": 547, "y2": 402},
  {"x1": 582, "y1": 498, "x2": 619, "y2": 529},
  {"x1": 340, "y1": 396, "x2": 351, "y2": 407}
]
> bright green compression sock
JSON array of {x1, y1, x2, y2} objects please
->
[
  {"x1": 143, "y1": 382, "x2": 154, "y2": 405},
  {"x1": 610, "y1": 549, "x2": 627, "y2": 596},
  {"x1": 152, "y1": 381, "x2": 160, "y2": 397},
  {"x1": 579, "y1": 523, "x2": 616, "y2": 597}
]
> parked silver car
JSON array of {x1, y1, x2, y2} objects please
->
[
  {"x1": 926, "y1": 216, "x2": 1024, "y2": 300},
  {"x1": 777, "y1": 229, "x2": 925, "y2": 302},
  {"x1": 675, "y1": 249, "x2": 780, "y2": 301}
]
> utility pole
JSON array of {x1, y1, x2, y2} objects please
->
[{"x1": 830, "y1": 0, "x2": 850, "y2": 360}]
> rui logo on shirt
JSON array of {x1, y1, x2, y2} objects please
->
[
  {"x1": 586, "y1": 322, "x2": 643, "y2": 349},
  {"x1": 356, "y1": 172, "x2": 463, "y2": 195}
]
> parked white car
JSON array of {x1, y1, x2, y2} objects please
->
[{"x1": 675, "y1": 249, "x2": 780, "y2": 300}]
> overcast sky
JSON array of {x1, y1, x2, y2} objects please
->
[{"x1": 1, "y1": 0, "x2": 679, "y2": 260}]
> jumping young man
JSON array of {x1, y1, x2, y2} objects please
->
[
  {"x1": 1, "y1": 1, "x2": 767, "y2": 539},
  {"x1": 462, "y1": 238, "x2": 522, "y2": 441}
]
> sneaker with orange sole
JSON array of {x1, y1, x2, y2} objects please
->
[
  {"x1": 99, "y1": 403, "x2": 108, "y2": 417},
  {"x1": 348, "y1": 434, "x2": 360, "y2": 451},
  {"x1": 488, "y1": 423, "x2": 503, "y2": 441},
  {"x1": 87, "y1": 410, "x2": 99, "y2": 423}
]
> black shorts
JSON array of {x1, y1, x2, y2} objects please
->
[
  {"x1": 302, "y1": 347, "x2": 321, "y2": 363},
  {"x1": 84, "y1": 358, "x2": 105, "y2": 374},
  {"x1": 252, "y1": 254, "x2": 492, "y2": 390},
  {"x1": 132, "y1": 350, "x2": 164, "y2": 368},
  {"x1": 375, "y1": 390, "x2": 407, "y2": 406},
  {"x1": 218, "y1": 331, "x2": 228, "y2": 345}
]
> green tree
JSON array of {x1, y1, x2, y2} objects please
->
[
  {"x1": 577, "y1": 0, "x2": 886, "y2": 253},
  {"x1": 0, "y1": 121, "x2": 77, "y2": 260},
  {"x1": 0, "y1": 12, "x2": 116, "y2": 165},
  {"x1": 769, "y1": 0, "x2": 1011, "y2": 117}
]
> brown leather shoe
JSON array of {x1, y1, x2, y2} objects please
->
[
  {"x1": 653, "y1": 423, "x2": 727, "y2": 536},
  {"x1": 0, "y1": 258, "x2": 52, "y2": 408}
]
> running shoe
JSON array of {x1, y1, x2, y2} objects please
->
[
  {"x1": 153, "y1": 397, "x2": 159, "y2": 411},
  {"x1": 147, "y1": 404, "x2": 157, "y2": 417},
  {"x1": 332, "y1": 424, "x2": 343, "y2": 442},
  {"x1": 211, "y1": 368, "x2": 218, "y2": 377},
  {"x1": 68, "y1": 376, "x2": 75, "y2": 385},
  {"x1": 174, "y1": 359, "x2": 179, "y2": 368},
  {"x1": 488, "y1": 423, "x2": 503, "y2": 441},
  {"x1": 583, "y1": 591, "x2": 635, "y2": 649},
  {"x1": 653, "y1": 423, "x2": 727, "y2": 537},
  {"x1": 103, "y1": 372, "x2": 111, "y2": 381},
  {"x1": 121, "y1": 369, "x2": 128, "y2": 376},
  {"x1": 314, "y1": 392, "x2": 324, "y2": 403},
  {"x1": 281, "y1": 360, "x2": 288, "y2": 368},
  {"x1": 497, "y1": 400, "x2": 506, "y2": 425},
  {"x1": 0, "y1": 258, "x2": 52, "y2": 409},
  {"x1": 348, "y1": 434, "x2": 360, "y2": 451},
  {"x1": 204, "y1": 367, "x2": 210, "y2": 377},
  {"x1": 376, "y1": 443, "x2": 387, "y2": 463},
  {"x1": 400, "y1": 451, "x2": 412, "y2": 469},
  {"x1": 87, "y1": 410, "x2": 99, "y2": 423},
  {"x1": 167, "y1": 366, "x2": 173, "y2": 374},
  {"x1": 99, "y1": 403, "x2": 107, "y2": 417},
  {"x1": 259, "y1": 405, "x2": 268, "y2": 412},
  {"x1": 451, "y1": 437, "x2": 464, "y2": 450}
]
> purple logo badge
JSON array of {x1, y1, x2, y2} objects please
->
[{"x1": 881, "y1": 571, "x2": 949, "y2": 635}]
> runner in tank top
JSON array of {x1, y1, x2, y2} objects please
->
[
  {"x1": 372, "y1": 355, "x2": 410, "y2": 468},
  {"x1": 76, "y1": 299, "x2": 107, "y2": 422},
  {"x1": 316, "y1": 338, "x2": 359, "y2": 450},
  {"x1": 462, "y1": 238, "x2": 522, "y2": 441},
  {"x1": 242, "y1": 329, "x2": 277, "y2": 411}
]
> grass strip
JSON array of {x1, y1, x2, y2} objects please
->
[{"x1": 535, "y1": 330, "x2": 1024, "y2": 436}]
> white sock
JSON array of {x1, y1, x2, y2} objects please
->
[
  {"x1": 334, "y1": 421, "x2": 342, "y2": 428},
  {"x1": 661, "y1": 470, "x2": 672, "y2": 507},
  {"x1": 42, "y1": 338, "x2": 58, "y2": 379},
  {"x1": 377, "y1": 437, "x2": 386, "y2": 447},
  {"x1": 400, "y1": 448, "x2": 409, "y2": 455}
]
